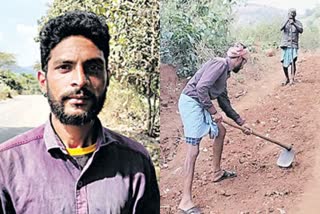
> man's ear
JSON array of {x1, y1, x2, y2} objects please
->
[
  {"x1": 106, "y1": 69, "x2": 111, "y2": 87},
  {"x1": 37, "y1": 70, "x2": 47, "y2": 95}
]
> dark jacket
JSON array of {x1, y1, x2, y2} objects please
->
[{"x1": 280, "y1": 19, "x2": 303, "y2": 49}]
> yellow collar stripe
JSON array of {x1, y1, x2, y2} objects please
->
[{"x1": 66, "y1": 143, "x2": 97, "y2": 156}]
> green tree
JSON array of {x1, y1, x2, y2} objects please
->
[
  {"x1": 160, "y1": 0, "x2": 238, "y2": 77},
  {"x1": 0, "y1": 52, "x2": 20, "y2": 95},
  {"x1": 0, "y1": 70, "x2": 23, "y2": 93},
  {"x1": 0, "y1": 52, "x2": 16, "y2": 69},
  {"x1": 300, "y1": 5, "x2": 320, "y2": 50},
  {"x1": 0, "y1": 52, "x2": 40, "y2": 99},
  {"x1": 33, "y1": 61, "x2": 41, "y2": 72},
  {"x1": 232, "y1": 17, "x2": 282, "y2": 51}
]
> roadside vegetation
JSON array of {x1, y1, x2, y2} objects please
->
[
  {"x1": 161, "y1": 0, "x2": 237, "y2": 77},
  {"x1": 0, "y1": 52, "x2": 40, "y2": 100}
]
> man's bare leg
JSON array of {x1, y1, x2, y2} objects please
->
[
  {"x1": 292, "y1": 58, "x2": 297, "y2": 83},
  {"x1": 178, "y1": 143, "x2": 200, "y2": 211},
  {"x1": 282, "y1": 67, "x2": 290, "y2": 86},
  {"x1": 212, "y1": 122, "x2": 227, "y2": 181}
]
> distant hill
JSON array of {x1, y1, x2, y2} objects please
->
[
  {"x1": 6, "y1": 65, "x2": 36, "y2": 76},
  {"x1": 233, "y1": 3, "x2": 320, "y2": 27},
  {"x1": 233, "y1": 3, "x2": 286, "y2": 26},
  {"x1": 232, "y1": 3, "x2": 320, "y2": 50},
  {"x1": 301, "y1": 5, "x2": 320, "y2": 26}
]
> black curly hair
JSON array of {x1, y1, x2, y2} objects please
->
[{"x1": 39, "y1": 10, "x2": 110, "y2": 72}]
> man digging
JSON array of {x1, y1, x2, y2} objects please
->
[{"x1": 177, "y1": 43, "x2": 251, "y2": 214}]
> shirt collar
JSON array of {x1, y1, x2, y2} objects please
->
[{"x1": 43, "y1": 115, "x2": 114, "y2": 155}]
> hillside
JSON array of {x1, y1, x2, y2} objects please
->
[
  {"x1": 233, "y1": 3, "x2": 286, "y2": 26},
  {"x1": 5, "y1": 65, "x2": 35, "y2": 76},
  {"x1": 232, "y1": 3, "x2": 320, "y2": 50},
  {"x1": 0, "y1": 70, "x2": 40, "y2": 100},
  {"x1": 301, "y1": 5, "x2": 320, "y2": 26},
  {"x1": 234, "y1": 3, "x2": 320, "y2": 26}
]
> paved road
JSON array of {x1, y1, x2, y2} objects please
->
[{"x1": 0, "y1": 95, "x2": 50, "y2": 143}]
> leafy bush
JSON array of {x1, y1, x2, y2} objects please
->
[
  {"x1": 161, "y1": 0, "x2": 237, "y2": 77},
  {"x1": 0, "y1": 70, "x2": 40, "y2": 98},
  {"x1": 300, "y1": 23, "x2": 320, "y2": 50},
  {"x1": 100, "y1": 79, "x2": 147, "y2": 129},
  {"x1": 232, "y1": 17, "x2": 282, "y2": 51},
  {"x1": 0, "y1": 82, "x2": 15, "y2": 100}
]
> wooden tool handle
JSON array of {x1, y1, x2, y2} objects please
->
[{"x1": 223, "y1": 120, "x2": 292, "y2": 151}]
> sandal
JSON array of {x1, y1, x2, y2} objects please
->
[
  {"x1": 213, "y1": 170, "x2": 237, "y2": 182},
  {"x1": 178, "y1": 206, "x2": 202, "y2": 214}
]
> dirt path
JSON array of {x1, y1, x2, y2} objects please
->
[
  {"x1": 160, "y1": 52, "x2": 320, "y2": 213},
  {"x1": 0, "y1": 95, "x2": 50, "y2": 143}
]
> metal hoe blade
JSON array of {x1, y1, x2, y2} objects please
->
[
  {"x1": 277, "y1": 149, "x2": 294, "y2": 168},
  {"x1": 222, "y1": 121, "x2": 295, "y2": 168}
]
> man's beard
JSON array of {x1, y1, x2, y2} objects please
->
[{"x1": 47, "y1": 85, "x2": 107, "y2": 126}]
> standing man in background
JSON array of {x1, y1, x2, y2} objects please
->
[{"x1": 280, "y1": 8, "x2": 303, "y2": 86}]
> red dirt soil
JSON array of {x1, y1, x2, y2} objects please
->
[{"x1": 160, "y1": 51, "x2": 320, "y2": 214}]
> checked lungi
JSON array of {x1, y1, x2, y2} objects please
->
[
  {"x1": 281, "y1": 47, "x2": 298, "y2": 68},
  {"x1": 178, "y1": 93, "x2": 219, "y2": 145}
]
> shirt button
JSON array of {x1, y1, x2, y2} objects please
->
[{"x1": 77, "y1": 181, "x2": 83, "y2": 188}]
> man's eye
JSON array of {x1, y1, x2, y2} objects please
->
[
  {"x1": 56, "y1": 64, "x2": 72, "y2": 72},
  {"x1": 87, "y1": 64, "x2": 102, "y2": 74}
]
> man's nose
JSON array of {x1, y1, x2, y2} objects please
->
[{"x1": 71, "y1": 65, "x2": 88, "y2": 88}]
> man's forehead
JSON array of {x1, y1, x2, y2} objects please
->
[
  {"x1": 49, "y1": 36, "x2": 105, "y2": 63},
  {"x1": 289, "y1": 8, "x2": 296, "y2": 13}
]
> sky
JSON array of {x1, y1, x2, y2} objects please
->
[
  {"x1": 0, "y1": 0, "x2": 53, "y2": 67},
  {"x1": 248, "y1": 0, "x2": 320, "y2": 15}
]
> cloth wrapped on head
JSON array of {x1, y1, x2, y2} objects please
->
[
  {"x1": 288, "y1": 8, "x2": 297, "y2": 19},
  {"x1": 227, "y1": 43, "x2": 249, "y2": 60}
]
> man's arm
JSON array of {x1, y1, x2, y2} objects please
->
[
  {"x1": 292, "y1": 20, "x2": 303, "y2": 33},
  {"x1": 196, "y1": 61, "x2": 226, "y2": 114},
  {"x1": 0, "y1": 184, "x2": 15, "y2": 213},
  {"x1": 0, "y1": 162, "x2": 15, "y2": 214},
  {"x1": 0, "y1": 191, "x2": 15, "y2": 214},
  {"x1": 217, "y1": 87, "x2": 241, "y2": 124},
  {"x1": 135, "y1": 159, "x2": 160, "y2": 213},
  {"x1": 281, "y1": 19, "x2": 289, "y2": 31},
  {"x1": 0, "y1": 166, "x2": 5, "y2": 214},
  {"x1": 0, "y1": 198, "x2": 3, "y2": 214}
]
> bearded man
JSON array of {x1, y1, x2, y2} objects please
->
[{"x1": 0, "y1": 11, "x2": 159, "y2": 214}]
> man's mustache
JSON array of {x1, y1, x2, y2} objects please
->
[{"x1": 61, "y1": 88, "x2": 95, "y2": 101}]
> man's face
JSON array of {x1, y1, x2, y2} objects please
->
[
  {"x1": 288, "y1": 11, "x2": 296, "y2": 19},
  {"x1": 38, "y1": 35, "x2": 108, "y2": 125},
  {"x1": 232, "y1": 57, "x2": 247, "y2": 73}
]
